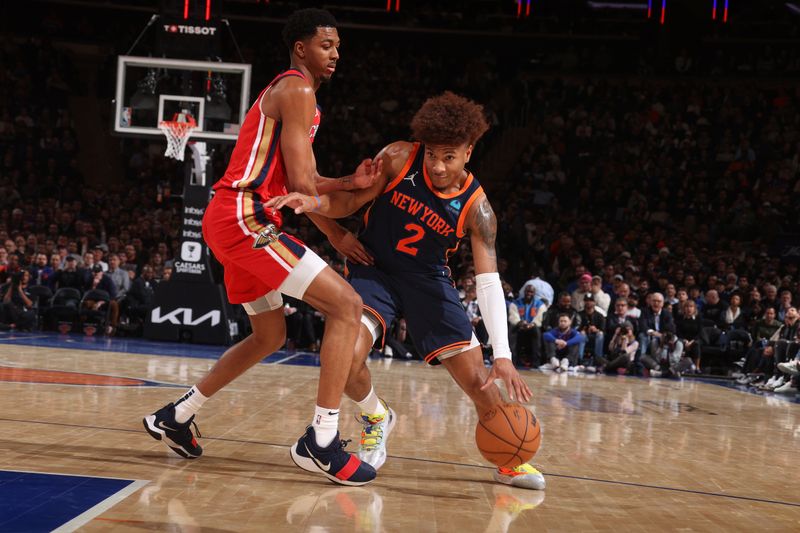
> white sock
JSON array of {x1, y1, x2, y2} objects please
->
[
  {"x1": 174, "y1": 386, "x2": 208, "y2": 423},
  {"x1": 355, "y1": 386, "x2": 386, "y2": 417},
  {"x1": 312, "y1": 405, "x2": 340, "y2": 448}
]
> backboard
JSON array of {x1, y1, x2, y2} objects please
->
[{"x1": 114, "y1": 55, "x2": 251, "y2": 142}]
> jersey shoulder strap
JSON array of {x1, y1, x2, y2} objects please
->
[
  {"x1": 255, "y1": 69, "x2": 310, "y2": 110},
  {"x1": 269, "y1": 68, "x2": 308, "y2": 87},
  {"x1": 455, "y1": 175, "x2": 485, "y2": 238}
]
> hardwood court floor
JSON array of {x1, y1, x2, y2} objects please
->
[{"x1": 0, "y1": 337, "x2": 799, "y2": 532}]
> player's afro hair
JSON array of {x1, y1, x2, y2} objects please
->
[
  {"x1": 282, "y1": 8, "x2": 338, "y2": 51},
  {"x1": 410, "y1": 91, "x2": 489, "y2": 147}
]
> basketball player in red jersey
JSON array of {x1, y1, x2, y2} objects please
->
[
  {"x1": 268, "y1": 93, "x2": 545, "y2": 490},
  {"x1": 143, "y1": 9, "x2": 378, "y2": 486}
]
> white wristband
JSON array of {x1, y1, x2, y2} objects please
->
[{"x1": 475, "y1": 272, "x2": 512, "y2": 360}]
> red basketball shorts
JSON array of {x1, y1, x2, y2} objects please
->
[{"x1": 202, "y1": 189, "x2": 327, "y2": 308}]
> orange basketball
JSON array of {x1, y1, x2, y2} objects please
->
[{"x1": 475, "y1": 402, "x2": 541, "y2": 468}]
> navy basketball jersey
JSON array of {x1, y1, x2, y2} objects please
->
[{"x1": 358, "y1": 142, "x2": 484, "y2": 278}]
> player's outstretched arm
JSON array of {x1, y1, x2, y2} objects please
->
[
  {"x1": 314, "y1": 159, "x2": 382, "y2": 194},
  {"x1": 315, "y1": 141, "x2": 410, "y2": 214},
  {"x1": 267, "y1": 141, "x2": 408, "y2": 217},
  {"x1": 468, "y1": 194, "x2": 533, "y2": 403},
  {"x1": 264, "y1": 157, "x2": 381, "y2": 219},
  {"x1": 295, "y1": 147, "x2": 382, "y2": 217}
]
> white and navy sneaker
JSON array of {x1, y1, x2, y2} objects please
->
[
  {"x1": 355, "y1": 400, "x2": 396, "y2": 470},
  {"x1": 143, "y1": 403, "x2": 203, "y2": 459},
  {"x1": 290, "y1": 426, "x2": 377, "y2": 486}
]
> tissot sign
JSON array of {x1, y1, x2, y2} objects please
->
[
  {"x1": 156, "y1": 17, "x2": 221, "y2": 59},
  {"x1": 163, "y1": 24, "x2": 218, "y2": 36}
]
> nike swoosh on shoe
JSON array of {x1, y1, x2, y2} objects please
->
[{"x1": 305, "y1": 442, "x2": 332, "y2": 472}]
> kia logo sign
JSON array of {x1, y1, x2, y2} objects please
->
[{"x1": 151, "y1": 307, "x2": 221, "y2": 326}]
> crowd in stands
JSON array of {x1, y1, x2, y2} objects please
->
[
  {"x1": 1, "y1": 13, "x2": 799, "y2": 394},
  {"x1": 459, "y1": 75, "x2": 799, "y2": 392},
  {"x1": 0, "y1": 35, "x2": 173, "y2": 336}
]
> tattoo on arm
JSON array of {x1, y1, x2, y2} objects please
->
[{"x1": 472, "y1": 196, "x2": 497, "y2": 260}]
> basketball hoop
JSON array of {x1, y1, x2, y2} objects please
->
[{"x1": 158, "y1": 113, "x2": 198, "y2": 161}]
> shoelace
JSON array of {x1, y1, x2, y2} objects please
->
[
  {"x1": 351, "y1": 409, "x2": 388, "y2": 451},
  {"x1": 499, "y1": 465, "x2": 535, "y2": 476},
  {"x1": 178, "y1": 417, "x2": 202, "y2": 439},
  {"x1": 191, "y1": 420, "x2": 202, "y2": 438},
  {"x1": 359, "y1": 418, "x2": 384, "y2": 451},
  {"x1": 330, "y1": 438, "x2": 351, "y2": 452}
]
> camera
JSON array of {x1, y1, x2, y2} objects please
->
[{"x1": 10, "y1": 272, "x2": 23, "y2": 286}]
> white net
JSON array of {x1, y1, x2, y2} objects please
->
[{"x1": 158, "y1": 114, "x2": 198, "y2": 161}]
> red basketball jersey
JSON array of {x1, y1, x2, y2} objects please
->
[{"x1": 213, "y1": 69, "x2": 321, "y2": 227}]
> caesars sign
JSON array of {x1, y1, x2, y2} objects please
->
[{"x1": 175, "y1": 206, "x2": 207, "y2": 277}]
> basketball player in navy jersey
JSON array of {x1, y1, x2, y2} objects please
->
[{"x1": 268, "y1": 92, "x2": 544, "y2": 490}]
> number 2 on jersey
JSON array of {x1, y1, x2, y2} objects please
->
[{"x1": 396, "y1": 223, "x2": 425, "y2": 256}]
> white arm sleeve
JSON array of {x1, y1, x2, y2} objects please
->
[
  {"x1": 507, "y1": 301, "x2": 520, "y2": 327},
  {"x1": 475, "y1": 272, "x2": 512, "y2": 360}
]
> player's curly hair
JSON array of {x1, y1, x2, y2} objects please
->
[
  {"x1": 282, "y1": 8, "x2": 338, "y2": 50},
  {"x1": 410, "y1": 92, "x2": 489, "y2": 146}
]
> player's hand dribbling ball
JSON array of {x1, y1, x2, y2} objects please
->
[{"x1": 475, "y1": 402, "x2": 541, "y2": 468}]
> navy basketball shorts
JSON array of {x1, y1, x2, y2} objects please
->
[{"x1": 347, "y1": 264, "x2": 478, "y2": 365}]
